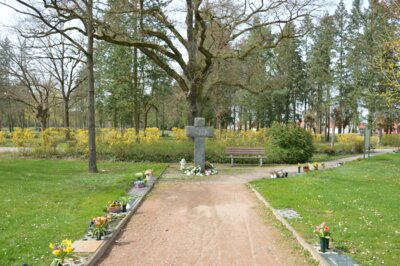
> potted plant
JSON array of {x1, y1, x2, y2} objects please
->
[
  {"x1": 119, "y1": 196, "x2": 131, "y2": 212},
  {"x1": 321, "y1": 162, "x2": 326, "y2": 169},
  {"x1": 314, "y1": 222, "x2": 331, "y2": 252},
  {"x1": 270, "y1": 170, "x2": 277, "y2": 178},
  {"x1": 303, "y1": 164, "x2": 310, "y2": 173},
  {"x1": 91, "y1": 216, "x2": 109, "y2": 240},
  {"x1": 49, "y1": 239, "x2": 74, "y2": 266},
  {"x1": 107, "y1": 200, "x2": 122, "y2": 213},
  {"x1": 144, "y1": 169, "x2": 154, "y2": 182},
  {"x1": 313, "y1": 162, "x2": 319, "y2": 170}
]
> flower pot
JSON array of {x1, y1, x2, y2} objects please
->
[
  {"x1": 319, "y1": 237, "x2": 329, "y2": 253},
  {"x1": 96, "y1": 233, "x2": 102, "y2": 240},
  {"x1": 146, "y1": 175, "x2": 154, "y2": 183},
  {"x1": 303, "y1": 166, "x2": 310, "y2": 173},
  {"x1": 122, "y1": 204, "x2": 127, "y2": 212},
  {"x1": 107, "y1": 205, "x2": 121, "y2": 213}
]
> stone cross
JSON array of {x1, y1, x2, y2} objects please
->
[{"x1": 185, "y1": 117, "x2": 214, "y2": 172}]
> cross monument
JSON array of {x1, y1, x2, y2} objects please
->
[{"x1": 185, "y1": 117, "x2": 214, "y2": 172}]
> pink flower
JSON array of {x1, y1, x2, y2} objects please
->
[{"x1": 144, "y1": 169, "x2": 153, "y2": 176}]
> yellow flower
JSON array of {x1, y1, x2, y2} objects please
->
[
  {"x1": 63, "y1": 247, "x2": 74, "y2": 253},
  {"x1": 61, "y1": 239, "x2": 72, "y2": 247},
  {"x1": 53, "y1": 249, "x2": 60, "y2": 256},
  {"x1": 49, "y1": 243, "x2": 54, "y2": 249}
]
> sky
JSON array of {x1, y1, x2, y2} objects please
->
[{"x1": 0, "y1": 0, "x2": 365, "y2": 35}]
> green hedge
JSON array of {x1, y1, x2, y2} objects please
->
[{"x1": 381, "y1": 134, "x2": 400, "y2": 147}]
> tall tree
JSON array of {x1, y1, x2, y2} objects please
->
[
  {"x1": 333, "y1": 0, "x2": 350, "y2": 133},
  {"x1": 4, "y1": 0, "x2": 99, "y2": 172},
  {"x1": 95, "y1": 0, "x2": 317, "y2": 125},
  {"x1": 0, "y1": 38, "x2": 54, "y2": 130},
  {"x1": 38, "y1": 36, "x2": 85, "y2": 139},
  {"x1": 308, "y1": 14, "x2": 335, "y2": 138}
]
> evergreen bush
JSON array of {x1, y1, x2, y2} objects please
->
[{"x1": 266, "y1": 122, "x2": 314, "y2": 163}]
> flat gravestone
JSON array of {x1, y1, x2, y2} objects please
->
[
  {"x1": 72, "y1": 240, "x2": 104, "y2": 253},
  {"x1": 185, "y1": 117, "x2": 213, "y2": 172}
]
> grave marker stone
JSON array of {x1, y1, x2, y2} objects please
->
[{"x1": 185, "y1": 117, "x2": 214, "y2": 172}]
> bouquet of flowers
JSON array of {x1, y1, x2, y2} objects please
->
[
  {"x1": 91, "y1": 216, "x2": 109, "y2": 240},
  {"x1": 49, "y1": 239, "x2": 74, "y2": 266},
  {"x1": 314, "y1": 221, "x2": 331, "y2": 238}
]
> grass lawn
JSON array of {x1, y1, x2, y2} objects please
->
[
  {"x1": 0, "y1": 158, "x2": 166, "y2": 266},
  {"x1": 251, "y1": 153, "x2": 400, "y2": 266},
  {"x1": 310, "y1": 153, "x2": 362, "y2": 162}
]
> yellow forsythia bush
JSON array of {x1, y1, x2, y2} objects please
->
[
  {"x1": 123, "y1": 128, "x2": 138, "y2": 144},
  {"x1": 312, "y1": 134, "x2": 324, "y2": 143},
  {"x1": 214, "y1": 129, "x2": 267, "y2": 146},
  {"x1": 40, "y1": 128, "x2": 65, "y2": 149},
  {"x1": 73, "y1": 129, "x2": 89, "y2": 153},
  {"x1": 11, "y1": 127, "x2": 34, "y2": 147},
  {"x1": 338, "y1": 133, "x2": 358, "y2": 143},
  {"x1": 142, "y1": 127, "x2": 160, "y2": 143},
  {"x1": 0, "y1": 131, "x2": 5, "y2": 144},
  {"x1": 100, "y1": 128, "x2": 124, "y2": 148},
  {"x1": 172, "y1": 127, "x2": 188, "y2": 142}
]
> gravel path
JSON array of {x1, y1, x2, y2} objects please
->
[
  {"x1": 0, "y1": 147, "x2": 21, "y2": 153},
  {"x1": 97, "y1": 149, "x2": 393, "y2": 266},
  {"x1": 98, "y1": 182, "x2": 309, "y2": 266}
]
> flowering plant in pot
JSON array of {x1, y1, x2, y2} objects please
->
[
  {"x1": 303, "y1": 164, "x2": 310, "y2": 173},
  {"x1": 91, "y1": 216, "x2": 109, "y2": 240},
  {"x1": 145, "y1": 169, "x2": 154, "y2": 182},
  {"x1": 119, "y1": 196, "x2": 131, "y2": 212},
  {"x1": 49, "y1": 239, "x2": 74, "y2": 266},
  {"x1": 107, "y1": 200, "x2": 122, "y2": 213},
  {"x1": 314, "y1": 222, "x2": 331, "y2": 252}
]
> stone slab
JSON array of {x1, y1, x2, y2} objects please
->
[
  {"x1": 72, "y1": 240, "x2": 104, "y2": 253},
  {"x1": 318, "y1": 248, "x2": 361, "y2": 266}
]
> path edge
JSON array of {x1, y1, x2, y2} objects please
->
[
  {"x1": 85, "y1": 165, "x2": 170, "y2": 266},
  {"x1": 249, "y1": 184, "x2": 329, "y2": 266}
]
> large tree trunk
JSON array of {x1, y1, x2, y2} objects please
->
[
  {"x1": 36, "y1": 106, "x2": 48, "y2": 131},
  {"x1": 133, "y1": 47, "x2": 140, "y2": 143},
  {"x1": 87, "y1": 0, "x2": 98, "y2": 173},
  {"x1": 187, "y1": 89, "x2": 197, "y2": 126},
  {"x1": 64, "y1": 98, "x2": 71, "y2": 140}
]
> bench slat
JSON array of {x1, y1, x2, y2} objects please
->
[{"x1": 226, "y1": 147, "x2": 265, "y2": 155}]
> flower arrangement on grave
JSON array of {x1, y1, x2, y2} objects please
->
[
  {"x1": 314, "y1": 221, "x2": 331, "y2": 252},
  {"x1": 321, "y1": 162, "x2": 326, "y2": 168},
  {"x1": 303, "y1": 164, "x2": 310, "y2": 173},
  {"x1": 144, "y1": 169, "x2": 153, "y2": 176},
  {"x1": 144, "y1": 169, "x2": 155, "y2": 182},
  {"x1": 183, "y1": 162, "x2": 218, "y2": 176},
  {"x1": 314, "y1": 221, "x2": 331, "y2": 238},
  {"x1": 91, "y1": 216, "x2": 109, "y2": 240},
  {"x1": 134, "y1": 172, "x2": 146, "y2": 188},
  {"x1": 313, "y1": 162, "x2": 319, "y2": 170},
  {"x1": 107, "y1": 200, "x2": 122, "y2": 213},
  {"x1": 270, "y1": 170, "x2": 278, "y2": 178},
  {"x1": 119, "y1": 196, "x2": 131, "y2": 212},
  {"x1": 49, "y1": 239, "x2": 74, "y2": 266}
]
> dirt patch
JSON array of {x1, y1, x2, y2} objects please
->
[{"x1": 98, "y1": 182, "x2": 309, "y2": 266}]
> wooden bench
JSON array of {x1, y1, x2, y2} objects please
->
[{"x1": 226, "y1": 147, "x2": 266, "y2": 166}]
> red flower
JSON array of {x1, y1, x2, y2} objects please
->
[{"x1": 324, "y1": 226, "x2": 330, "y2": 232}]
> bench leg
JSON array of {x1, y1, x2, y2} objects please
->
[{"x1": 230, "y1": 155, "x2": 234, "y2": 167}]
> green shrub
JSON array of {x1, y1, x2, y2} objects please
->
[
  {"x1": 266, "y1": 123, "x2": 314, "y2": 163},
  {"x1": 381, "y1": 134, "x2": 400, "y2": 147}
]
